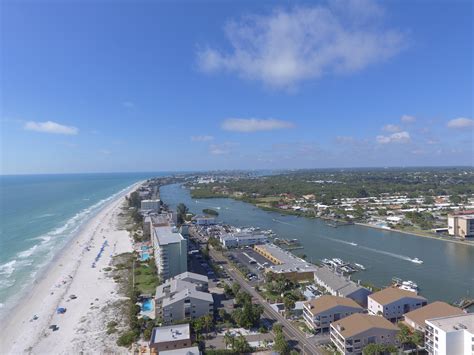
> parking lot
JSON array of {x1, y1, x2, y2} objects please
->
[{"x1": 226, "y1": 247, "x2": 275, "y2": 282}]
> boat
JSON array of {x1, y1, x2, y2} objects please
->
[
  {"x1": 321, "y1": 258, "x2": 331, "y2": 265},
  {"x1": 399, "y1": 285, "x2": 418, "y2": 294},
  {"x1": 332, "y1": 258, "x2": 344, "y2": 265},
  {"x1": 354, "y1": 263, "x2": 366, "y2": 270},
  {"x1": 411, "y1": 258, "x2": 423, "y2": 264},
  {"x1": 402, "y1": 281, "x2": 418, "y2": 289},
  {"x1": 349, "y1": 242, "x2": 358, "y2": 246}
]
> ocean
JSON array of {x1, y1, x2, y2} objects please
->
[{"x1": 0, "y1": 172, "x2": 158, "y2": 316}]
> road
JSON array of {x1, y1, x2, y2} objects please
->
[{"x1": 193, "y1": 234, "x2": 323, "y2": 355}]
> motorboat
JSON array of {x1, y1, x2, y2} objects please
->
[
  {"x1": 411, "y1": 258, "x2": 423, "y2": 264},
  {"x1": 354, "y1": 263, "x2": 366, "y2": 270}
]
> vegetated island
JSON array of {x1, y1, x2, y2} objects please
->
[{"x1": 203, "y1": 208, "x2": 219, "y2": 216}]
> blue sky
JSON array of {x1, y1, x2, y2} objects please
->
[{"x1": 1, "y1": 0, "x2": 472, "y2": 174}]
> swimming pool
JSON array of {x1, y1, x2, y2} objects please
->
[
  {"x1": 141, "y1": 246, "x2": 148, "y2": 251},
  {"x1": 141, "y1": 298, "x2": 153, "y2": 312},
  {"x1": 141, "y1": 252, "x2": 150, "y2": 261}
]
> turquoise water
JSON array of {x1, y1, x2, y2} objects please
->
[
  {"x1": 141, "y1": 252, "x2": 150, "y2": 261},
  {"x1": 141, "y1": 298, "x2": 153, "y2": 312},
  {"x1": 0, "y1": 173, "x2": 158, "y2": 315},
  {"x1": 160, "y1": 183, "x2": 474, "y2": 304}
]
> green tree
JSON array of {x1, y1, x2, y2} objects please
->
[
  {"x1": 234, "y1": 333, "x2": 251, "y2": 353},
  {"x1": 223, "y1": 331, "x2": 234, "y2": 350},
  {"x1": 283, "y1": 295, "x2": 295, "y2": 317},
  {"x1": 273, "y1": 326, "x2": 290, "y2": 355},
  {"x1": 176, "y1": 203, "x2": 189, "y2": 225}
]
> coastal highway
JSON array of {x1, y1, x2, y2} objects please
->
[{"x1": 192, "y1": 232, "x2": 323, "y2": 354}]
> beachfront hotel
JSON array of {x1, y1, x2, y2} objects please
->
[
  {"x1": 330, "y1": 313, "x2": 399, "y2": 355},
  {"x1": 152, "y1": 224, "x2": 187, "y2": 280},
  {"x1": 425, "y1": 313, "x2": 474, "y2": 355},
  {"x1": 368, "y1": 287, "x2": 427, "y2": 322},
  {"x1": 253, "y1": 243, "x2": 318, "y2": 281},
  {"x1": 303, "y1": 295, "x2": 363, "y2": 333}
]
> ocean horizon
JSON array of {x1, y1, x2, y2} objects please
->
[{"x1": 0, "y1": 172, "x2": 163, "y2": 316}]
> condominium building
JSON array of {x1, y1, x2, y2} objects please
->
[
  {"x1": 141, "y1": 199, "x2": 161, "y2": 211},
  {"x1": 220, "y1": 232, "x2": 268, "y2": 248},
  {"x1": 253, "y1": 243, "x2": 318, "y2": 281},
  {"x1": 314, "y1": 267, "x2": 372, "y2": 307},
  {"x1": 152, "y1": 225, "x2": 187, "y2": 280},
  {"x1": 303, "y1": 295, "x2": 363, "y2": 333},
  {"x1": 368, "y1": 287, "x2": 427, "y2": 322},
  {"x1": 330, "y1": 313, "x2": 399, "y2": 355},
  {"x1": 403, "y1": 301, "x2": 464, "y2": 332},
  {"x1": 149, "y1": 323, "x2": 193, "y2": 353},
  {"x1": 155, "y1": 276, "x2": 213, "y2": 324},
  {"x1": 425, "y1": 313, "x2": 474, "y2": 355},
  {"x1": 448, "y1": 211, "x2": 474, "y2": 238}
]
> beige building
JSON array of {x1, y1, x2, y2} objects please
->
[
  {"x1": 330, "y1": 313, "x2": 399, "y2": 355},
  {"x1": 403, "y1": 301, "x2": 464, "y2": 332},
  {"x1": 303, "y1": 295, "x2": 363, "y2": 333},
  {"x1": 149, "y1": 323, "x2": 193, "y2": 353},
  {"x1": 368, "y1": 287, "x2": 427, "y2": 322},
  {"x1": 448, "y1": 212, "x2": 474, "y2": 238}
]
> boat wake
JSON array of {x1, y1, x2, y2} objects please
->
[
  {"x1": 357, "y1": 245, "x2": 416, "y2": 263},
  {"x1": 271, "y1": 218, "x2": 296, "y2": 226}
]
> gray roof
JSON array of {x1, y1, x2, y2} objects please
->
[
  {"x1": 154, "y1": 226, "x2": 184, "y2": 245},
  {"x1": 172, "y1": 271, "x2": 208, "y2": 283},
  {"x1": 151, "y1": 324, "x2": 190, "y2": 344},
  {"x1": 156, "y1": 279, "x2": 197, "y2": 300},
  {"x1": 261, "y1": 244, "x2": 318, "y2": 273},
  {"x1": 160, "y1": 346, "x2": 200, "y2": 355},
  {"x1": 315, "y1": 267, "x2": 367, "y2": 296},
  {"x1": 162, "y1": 287, "x2": 213, "y2": 307}
]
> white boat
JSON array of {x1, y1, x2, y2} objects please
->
[
  {"x1": 411, "y1": 258, "x2": 423, "y2": 264},
  {"x1": 399, "y1": 285, "x2": 418, "y2": 294},
  {"x1": 354, "y1": 263, "x2": 366, "y2": 270},
  {"x1": 332, "y1": 258, "x2": 344, "y2": 265},
  {"x1": 349, "y1": 242, "x2": 358, "y2": 246},
  {"x1": 402, "y1": 281, "x2": 418, "y2": 289}
]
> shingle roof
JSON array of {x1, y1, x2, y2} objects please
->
[
  {"x1": 369, "y1": 287, "x2": 426, "y2": 305},
  {"x1": 404, "y1": 301, "x2": 464, "y2": 328},
  {"x1": 331, "y1": 313, "x2": 399, "y2": 338},
  {"x1": 305, "y1": 295, "x2": 363, "y2": 315}
]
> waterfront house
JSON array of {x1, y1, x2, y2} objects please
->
[
  {"x1": 303, "y1": 295, "x2": 364, "y2": 333},
  {"x1": 403, "y1": 301, "x2": 464, "y2": 332},
  {"x1": 368, "y1": 287, "x2": 427, "y2": 322},
  {"x1": 330, "y1": 313, "x2": 399, "y2": 355}
]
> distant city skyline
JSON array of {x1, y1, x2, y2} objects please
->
[{"x1": 1, "y1": 0, "x2": 472, "y2": 174}]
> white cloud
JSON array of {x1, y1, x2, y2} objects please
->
[
  {"x1": 221, "y1": 118, "x2": 294, "y2": 132},
  {"x1": 447, "y1": 117, "x2": 473, "y2": 129},
  {"x1": 197, "y1": 1, "x2": 405, "y2": 89},
  {"x1": 191, "y1": 135, "x2": 214, "y2": 142},
  {"x1": 400, "y1": 114, "x2": 416, "y2": 123},
  {"x1": 209, "y1": 142, "x2": 238, "y2": 155},
  {"x1": 376, "y1": 131, "x2": 410, "y2": 144},
  {"x1": 382, "y1": 124, "x2": 401, "y2": 132},
  {"x1": 24, "y1": 121, "x2": 78, "y2": 135}
]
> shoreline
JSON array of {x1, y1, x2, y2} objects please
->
[{"x1": 0, "y1": 180, "x2": 143, "y2": 354}]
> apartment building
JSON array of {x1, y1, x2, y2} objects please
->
[
  {"x1": 220, "y1": 232, "x2": 268, "y2": 248},
  {"x1": 330, "y1": 313, "x2": 399, "y2": 355},
  {"x1": 368, "y1": 287, "x2": 427, "y2": 322},
  {"x1": 155, "y1": 277, "x2": 213, "y2": 324},
  {"x1": 149, "y1": 323, "x2": 193, "y2": 353},
  {"x1": 448, "y1": 211, "x2": 474, "y2": 238},
  {"x1": 314, "y1": 267, "x2": 372, "y2": 307},
  {"x1": 141, "y1": 199, "x2": 161, "y2": 211},
  {"x1": 404, "y1": 301, "x2": 464, "y2": 332},
  {"x1": 425, "y1": 313, "x2": 474, "y2": 355},
  {"x1": 152, "y1": 225, "x2": 187, "y2": 280},
  {"x1": 303, "y1": 295, "x2": 363, "y2": 333}
]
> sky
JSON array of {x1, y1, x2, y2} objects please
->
[{"x1": 1, "y1": 0, "x2": 473, "y2": 174}]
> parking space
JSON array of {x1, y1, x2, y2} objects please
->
[{"x1": 226, "y1": 248, "x2": 275, "y2": 282}]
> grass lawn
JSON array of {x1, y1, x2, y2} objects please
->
[{"x1": 135, "y1": 262, "x2": 159, "y2": 294}]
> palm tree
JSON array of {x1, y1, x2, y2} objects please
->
[
  {"x1": 202, "y1": 314, "x2": 213, "y2": 336},
  {"x1": 223, "y1": 331, "x2": 234, "y2": 350}
]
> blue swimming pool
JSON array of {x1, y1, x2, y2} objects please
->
[
  {"x1": 141, "y1": 246, "x2": 148, "y2": 251},
  {"x1": 141, "y1": 298, "x2": 153, "y2": 312},
  {"x1": 141, "y1": 252, "x2": 150, "y2": 261}
]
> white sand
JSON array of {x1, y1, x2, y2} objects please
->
[{"x1": 0, "y1": 182, "x2": 142, "y2": 354}]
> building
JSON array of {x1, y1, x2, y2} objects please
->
[
  {"x1": 404, "y1": 301, "x2": 464, "y2": 332},
  {"x1": 303, "y1": 295, "x2": 363, "y2": 333},
  {"x1": 220, "y1": 232, "x2": 268, "y2": 248},
  {"x1": 448, "y1": 211, "x2": 474, "y2": 238},
  {"x1": 253, "y1": 243, "x2": 318, "y2": 281},
  {"x1": 330, "y1": 313, "x2": 399, "y2": 355},
  {"x1": 149, "y1": 323, "x2": 193, "y2": 353},
  {"x1": 141, "y1": 199, "x2": 161, "y2": 211},
  {"x1": 193, "y1": 216, "x2": 216, "y2": 226},
  {"x1": 425, "y1": 313, "x2": 474, "y2": 355},
  {"x1": 314, "y1": 267, "x2": 372, "y2": 307},
  {"x1": 155, "y1": 277, "x2": 213, "y2": 324},
  {"x1": 169, "y1": 271, "x2": 209, "y2": 291},
  {"x1": 160, "y1": 347, "x2": 200, "y2": 355},
  {"x1": 368, "y1": 287, "x2": 427, "y2": 322},
  {"x1": 152, "y1": 225, "x2": 187, "y2": 280}
]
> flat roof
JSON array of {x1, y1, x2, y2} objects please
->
[
  {"x1": 426, "y1": 313, "x2": 474, "y2": 333},
  {"x1": 154, "y1": 226, "x2": 184, "y2": 245},
  {"x1": 369, "y1": 287, "x2": 426, "y2": 305},
  {"x1": 404, "y1": 301, "x2": 464, "y2": 328},
  {"x1": 255, "y1": 243, "x2": 318, "y2": 273},
  {"x1": 151, "y1": 324, "x2": 190, "y2": 344},
  {"x1": 160, "y1": 346, "x2": 200, "y2": 355},
  {"x1": 305, "y1": 295, "x2": 362, "y2": 315},
  {"x1": 332, "y1": 313, "x2": 399, "y2": 338}
]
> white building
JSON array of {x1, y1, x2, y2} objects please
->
[
  {"x1": 155, "y1": 275, "x2": 213, "y2": 324},
  {"x1": 220, "y1": 232, "x2": 268, "y2": 248},
  {"x1": 403, "y1": 301, "x2": 464, "y2": 332},
  {"x1": 425, "y1": 313, "x2": 474, "y2": 355},
  {"x1": 152, "y1": 225, "x2": 187, "y2": 280},
  {"x1": 303, "y1": 295, "x2": 363, "y2": 333},
  {"x1": 149, "y1": 323, "x2": 193, "y2": 353},
  {"x1": 141, "y1": 199, "x2": 161, "y2": 211},
  {"x1": 368, "y1": 287, "x2": 427, "y2": 322}
]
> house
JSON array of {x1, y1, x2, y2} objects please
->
[
  {"x1": 149, "y1": 323, "x2": 193, "y2": 353},
  {"x1": 314, "y1": 267, "x2": 372, "y2": 307},
  {"x1": 368, "y1": 287, "x2": 427, "y2": 322},
  {"x1": 425, "y1": 313, "x2": 474, "y2": 355},
  {"x1": 303, "y1": 295, "x2": 363, "y2": 333},
  {"x1": 330, "y1": 313, "x2": 399, "y2": 355},
  {"x1": 403, "y1": 301, "x2": 464, "y2": 332}
]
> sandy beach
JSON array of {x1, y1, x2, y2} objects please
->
[{"x1": 0, "y1": 182, "x2": 142, "y2": 354}]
